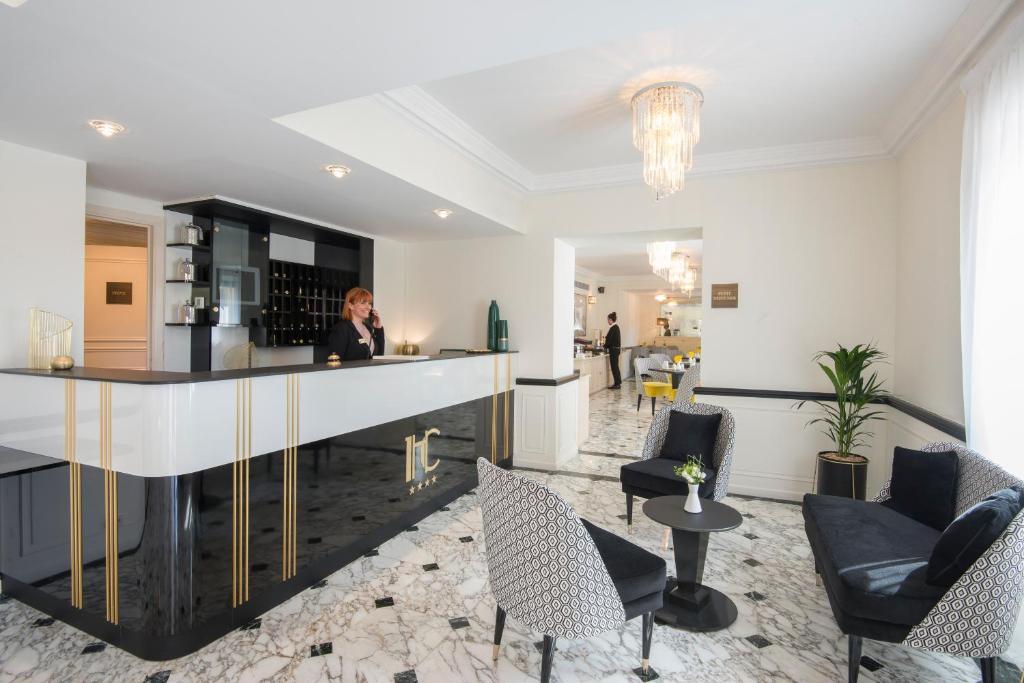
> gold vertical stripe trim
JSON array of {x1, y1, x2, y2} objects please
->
[
  {"x1": 281, "y1": 374, "x2": 300, "y2": 580},
  {"x1": 292, "y1": 375, "x2": 298, "y2": 576},
  {"x1": 491, "y1": 355, "x2": 498, "y2": 463},
  {"x1": 503, "y1": 353, "x2": 511, "y2": 461},
  {"x1": 100, "y1": 382, "x2": 118, "y2": 624},
  {"x1": 233, "y1": 378, "x2": 252, "y2": 605},
  {"x1": 65, "y1": 380, "x2": 83, "y2": 609}
]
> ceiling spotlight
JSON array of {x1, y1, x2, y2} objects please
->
[
  {"x1": 88, "y1": 120, "x2": 125, "y2": 138},
  {"x1": 433, "y1": 208, "x2": 454, "y2": 219},
  {"x1": 324, "y1": 164, "x2": 351, "y2": 178},
  {"x1": 654, "y1": 293, "x2": 667, "y2": 302}
]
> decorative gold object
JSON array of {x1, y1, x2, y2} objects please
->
[
  {"x1": 398, "y1": 340, "x2": 420, "y2": 355},
  {"x1": 233, "y1": 378, "x2": 252, "y2": 607},
  {"x1": 29, "y1": 308, "x2": 72, "y2": 370},
  {"x1": 65, "y1": 379, "x2": 83, "y2": 609},
  {"x1": 50, "y1": 355, "x2": 74, "y2": 371},
  {"x1": 326, "y1": 352, "x2": 341, "y2": 367},
  {"x1": 283, "y1": 374, "x2": 299, "y2": 580}
]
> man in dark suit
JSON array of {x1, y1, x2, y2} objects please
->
[{"x1": 606, "y1": 312, "x2": 622, "y2": 389}]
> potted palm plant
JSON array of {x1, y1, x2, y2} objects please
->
[{"x1": 796, "y1": 343, "x2": 888, "y2": 500}]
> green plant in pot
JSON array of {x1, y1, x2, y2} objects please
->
[
  {"x1": 796, "y1": 343, "x2": 888, "y2": 500},
  {"x1": 673, "y1": 455, "x2": 707, "y2": 514}
]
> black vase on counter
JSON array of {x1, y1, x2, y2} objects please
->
[
  {"x1": 487, "y1": 300, "x2": 500, "y2": 350},
  {"x1": 496, "y1": 320, "x2": 509, "y2": 352}
]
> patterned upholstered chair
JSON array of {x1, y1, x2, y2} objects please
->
[
  {"x1": 634, "y1": 356, "x2": 674, "y2": 414},
  {"x1": 476, "y1": 459, "x2": 666, "y2": 682},
  {"x1": 620, "y1": 402, "x2": 736, "y2": 529},
  {"x1": 804, "y1": 442, "x2": 1024, "y2": 683},
  {"x1": 670, "y1": 363, "x2": 701, "y2": 407}
]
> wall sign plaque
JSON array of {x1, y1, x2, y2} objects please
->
[
  {"x1": 106, "y1": 282, "x2": 132, "y2": 305},
  {"x1": 711, "y1": 283, "x2": 738, "y2": 309}
]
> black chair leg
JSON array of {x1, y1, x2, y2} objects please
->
[
  {"x1": 492, "y1": 604, "x2": 506, "y2": 660},
  {"x1": 650, "y1": 396, "x2": 656, "y2": 415},
  {"x1": 847, "y1": 635, "x2": 862, "y2": 683},
  {"x1": 641, "y1": 611, "x2": 654, "y2": 676},
  {"x1": 637, "y1": 393, "x2": 642, "y2": 412},
  {"x1": 978, "y1": 657, "x2": 996, "y2": 683},
  {"x1": 540, "y1": 635, "x2": 557, "y2": 683},
  {"x1": 626, "y1": 493, "x2": 634, "y2": 528}
]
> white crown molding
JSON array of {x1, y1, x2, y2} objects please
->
[
  {"x1": 532, "y1": 137, "x2": 890, "y2": 193},
  {"x1": 881, "y1": 0, "x2": 1018, "y2": 154},
  {"x1": 375, "y1": 86, "x2": 534, "y2": 193}
]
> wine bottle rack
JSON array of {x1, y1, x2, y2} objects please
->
[{"x1": 267, "y1": 259, "x2": 359, "y2": 347}]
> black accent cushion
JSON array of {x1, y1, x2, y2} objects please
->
[
  {"x1": 884, "y1": 447, "x2": 959, "y2": 531},
  {"x1": 582, "y1": 519, "x2": 666, "y2": 607},
  {"x1": 926, "y1": 487, "x2": 1024, "y2": 588},
  {"x1": 620, "y1": 458, "x2": 717, "y2": 498},
  {"x1": 658, "y1": 410, "x2": 721, "y2": 463},
  {"x1": 803, "y1": 494, "x2": 945, "y2": 627}
]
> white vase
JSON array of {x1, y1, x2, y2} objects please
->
[{"x1": 684, "y1": 483, "x2": 702, "y2": 513}]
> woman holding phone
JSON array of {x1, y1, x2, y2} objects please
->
[{"x1": 328, "y1": 287, "x2": 385, "y2": 361}]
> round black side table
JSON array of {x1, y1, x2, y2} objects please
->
[{"x1": 642, "y1": 496, "x2": 743, "y2": 632}]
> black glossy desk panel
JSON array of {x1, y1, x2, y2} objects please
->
[{"x1": 0, "y1": 391, "x2": 512, "y2": 660}]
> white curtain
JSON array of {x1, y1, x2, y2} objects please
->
[{"x1": 961, "y1": 15, "x2": 1024, "y2": 475}]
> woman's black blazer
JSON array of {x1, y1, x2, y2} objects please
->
[{"x1": 327, "y1": 319, "x2": 386, "y2": 361}]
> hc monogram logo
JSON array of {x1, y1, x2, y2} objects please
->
[{"x1": 405, "y1": 428, "x2": 440, "y2": 494}]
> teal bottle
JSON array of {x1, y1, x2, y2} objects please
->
[
  {"x1": 496, "y1": 320, "x2": 509, "y2": 352},
  {"x1": 487, "y1": 300, "x2": 499, "y2": 350}
]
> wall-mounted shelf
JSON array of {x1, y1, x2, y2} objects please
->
[
  {"x1": 166, "y1": 242, "x2": 211, "y2": 251},
  {"x1": 267, "y1": 259, "x2": 358, "y2": 347},
  {"x1": 165, "y1": 279, "x2": 210, "y2": 285}
]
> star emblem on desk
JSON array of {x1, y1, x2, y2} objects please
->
[
  {"x1": 408, "y1": 486, "x2": 416, "y2": 495},
  {"x1": 430, "y1": 475, "x2": 438, "y2": 485}
]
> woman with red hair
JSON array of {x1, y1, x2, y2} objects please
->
[{"x1": 327, "y1": 287, "x2": 385, "y2": 361}]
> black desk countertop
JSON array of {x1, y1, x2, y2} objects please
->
[{"x1": 0, "y1": 350, "x2": 517, "y2": 385}]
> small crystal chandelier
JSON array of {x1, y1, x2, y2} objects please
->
[
  {"x1": 647, "y1": 241, "x2": 675, "y2": 279},
  {"x1": 631, "y1": 82, "x2": 703, "y2": 200}
]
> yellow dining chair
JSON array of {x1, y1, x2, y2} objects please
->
[{"x1": 634, "y1": 357, "x2": 675, "y2": 415}]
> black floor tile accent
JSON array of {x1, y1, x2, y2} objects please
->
[
  {"x1": 394, "y1": 671, "x2": 418, "y2": 683},
  {"x1": 744, "y1": 591, "x2": 767, "y2": 602},
  {"x1": 440, "y1": 506, "x2": 451, "y2": 511},
  {"x1": 310, "y1": 642, "x2": 333, "y2": 657},
  {"x1": 239, "y1": 618, "x2": 261, "y2": 631},
  {"x1": 743, "y1": 513, "x2": 757, "y2": 519},
  {"x1": 742, "y1": 532, "x2": 759, "y2": 540},
  {"x1": 422, "y1": 563, "x2": 439, "y2": 572},
  {"x1": 745, "y1": 634, "x2": 772, "y2": 649},
  {"x1": 743, "y1": 558, "x2": 762, "y2": 567},
  {"x1": 144, "y1": 671, "x2": 172, "y2": 683},
  {"x1": 364, "y1": 549, "x2": 379, "y2": 557},
  {"x1": 459, "y1": 536, "x2": 474, "y2": 543},
  {"x1": 352, "y1": 515, "x2": 366, "y2": 522},
  {"x1": 448, "y1": 616, "x2": 470, "y2": 630},
  {"x1": 81, "y1": 642, "x2": 107, "y2": 654},
  {"x1": 859, "y1": 655, "x2": 883, "y2": 672},
  {"x1": 633, "y1": 665, "x2": 660, "y2": 681},
  {"x1": 33, "y1": 617, "x2": 54, "y2": 626},
  {"x1": 310, "y1": 579, "x2": 327, "y2": 590},
  {"x1": 406, "y1": 525, "x2": 419, "y2": 532},
  {"x1": 375, "y1": 596, "x2": 395, "y2": 608},
  {"x1": 617, "y1": 514, "x2": 629, "y2": 520}
]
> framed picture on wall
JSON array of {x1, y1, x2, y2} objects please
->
[{"x1": 573, "y1": 292, "x2": 588, "y2": 338}]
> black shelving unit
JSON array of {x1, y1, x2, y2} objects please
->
[
  {"x1": 267, "y1": 259, "x2": 358, "y2": 347},
  {"x1": 166, "y1": 242, "x2": 211, "y2": 252}
]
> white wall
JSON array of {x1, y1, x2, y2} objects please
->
[
  {"x1": 894, "y1": 95, "x2": 966, "y2": 423},
  {"x1": 0, "y1": 140, "x2": 86, "y2": 367},
  {"x1": 529, "y1": 160, "x2": 900, "y2": 392}
]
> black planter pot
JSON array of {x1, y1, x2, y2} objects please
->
[{"x1": 815, "y1": 451, "x2": 868, "y2": 500}]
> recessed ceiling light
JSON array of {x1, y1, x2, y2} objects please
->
[
  {"x1": 88, "y1": 120, "x2": 125, "y2": 138},
  {"x1": 324, "y1": 164, "x2": 351, "y2": 178},
  {"x1": 654, "y1": 293, "x2": 667, "y2": 302},
  {"x1": 433, "y1": 208, "x2": 454, "y2": 219}
]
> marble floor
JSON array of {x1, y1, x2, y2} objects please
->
[{"x1": 0, "y1": 382, "x2": 1020, "y2": 682}]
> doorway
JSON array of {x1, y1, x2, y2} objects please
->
[{"x1": 84, "y1": 218, "x2": 150, "y2": 369}]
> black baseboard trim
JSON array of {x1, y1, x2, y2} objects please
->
[
  {"x1": 694, "y1": 387, "x2": 965, "y2": 441},
  {"x1": 516, "y1": 371, "x2": 580, "y2": 387}
]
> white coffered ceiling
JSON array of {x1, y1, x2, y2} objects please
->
[{"x1": 0, "y1": 0, "x2": 1011, "y2": 239}]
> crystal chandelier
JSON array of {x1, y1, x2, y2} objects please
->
[
  {"x1": 648, "y1": 241, "x2": 699, "y2": 295},
  {"x1": 646, "y1": 241, "x2": 675, "y2": 279},
  {"x1": 631, "y1": 82, "x2": 703, "y2": 200}
]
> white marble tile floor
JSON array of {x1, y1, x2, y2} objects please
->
[{"x1": 0, "y1": 383, "x2": 1019, "y2": 682}]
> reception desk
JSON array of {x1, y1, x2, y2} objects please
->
[{"x1": 0, "y1": 352, "x2": 516, "y2": 659}]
